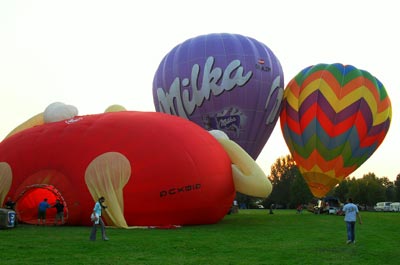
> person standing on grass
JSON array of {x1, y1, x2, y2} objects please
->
[
  {"x1": 343, "y1": 198, "x2": 362, "y2": 244},
  {"x1": 269, "y1": 204, "x2": 274, "y2": 214},
  {"x1": 53, "y1": 199, "x2": 65, "y2": 225},
  {"x1": 37, "y1": 198, "x2": 51, "y2": 225},
  {"x1": 89, "y1": 196, "x2": 109, "y2": 241}
]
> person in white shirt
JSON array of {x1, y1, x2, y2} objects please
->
[
  {"x1": 89, "y1": 196, "x2": 109, "y2": 241},
  {"x1": 342, "y1": 198, "x2": 362, "y2": 244}
]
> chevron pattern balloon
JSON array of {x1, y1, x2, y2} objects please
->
[{"x1": 280, "y1": 63, "x2": 392, "y2": 198}]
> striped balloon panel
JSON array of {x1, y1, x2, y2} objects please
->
[{"x1": 280, "y1": 63, "x2": 392, "y2": 197}]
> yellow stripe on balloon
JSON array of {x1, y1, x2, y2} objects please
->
[{"x1": 285, "y1": 80, "x2": 390, "y2": 126}]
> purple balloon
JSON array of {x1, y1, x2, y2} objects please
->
[{"x1": 152, "y1": 33, "x2": 284, "y2": 159}]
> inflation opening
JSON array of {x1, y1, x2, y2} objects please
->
[{"x1": 15, "y1": 184, "x2": 68, "y2": 225}]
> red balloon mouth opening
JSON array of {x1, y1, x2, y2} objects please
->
[{"x1": 15, "y1": 184, "x2": 68, "y2": 225}]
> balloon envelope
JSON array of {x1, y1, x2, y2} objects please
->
[
  {"x1": 0, "y1": 111, "x2": 235, "y2": 226},
  {"x1": 280, "y1": 63, "x2": 392, "y2": 197},
  {"x1": 153, "y1": 33, "x2": 284, "y2": 159}
]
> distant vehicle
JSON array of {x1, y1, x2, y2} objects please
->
[
  {"x1": 374, "y1": 202, "x2": 392, "y2": 212},
  {"x1": 248, "y1": 200, "x2": 265, "y2": 209},
  {"x1": 307, "y1": 196, "x2": 342, "y2": 214},
  {"x1": 390, "y1": 202, "x2": 400, "y2": 212},
  {"x1": 355, "y1": 204, "x2": 366, "y2": 211}
]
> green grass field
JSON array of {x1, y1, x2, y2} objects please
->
[{"x1": 1, "y1": 210, "x2": 399, "y2": 265}]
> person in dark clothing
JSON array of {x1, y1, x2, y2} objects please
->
[
  {"x1": 269, "y1": 204, "x2": 274, "y2": 214},
  {"x1": 53, "y1": 199, "x2": 65, "y2": 225},
  {"x1": 5, "y1": 197, "x2": 16, "y2": 210}
]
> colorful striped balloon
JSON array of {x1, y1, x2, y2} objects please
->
[{"x1": 280, "y1": 63, "x2": 392, "y2": 198}]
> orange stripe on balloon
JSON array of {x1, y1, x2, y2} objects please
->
[
  {"x1": 286, "y1": 79, "x2": 301, "y2": 98},
  {"x1": 377, "y1": 97, "x2": 391, "y2": 113},
  {"x1": 294, "y1": 150, "x2": 357, "y2": 180},
  {"x1": 339, "y1": 76, "x2": 369, "y2": 98},
  {"x1": 302, "y1": 71, "x2": 340, "y2": 95}
]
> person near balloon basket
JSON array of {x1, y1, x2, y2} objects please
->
[
  {"x1": 342, "y1": 198, "x2": 362, "y2": 244},
  {"x1": 89, "y1": 196, "x2": 109, "y2": 241}
]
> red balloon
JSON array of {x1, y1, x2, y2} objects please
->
[{"x1": 0, "y1": 111, "x2": 235, "y2": 226}]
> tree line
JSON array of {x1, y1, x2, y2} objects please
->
[{"x1": 236, "y1": 155, "x2": 400, "y2": 210}]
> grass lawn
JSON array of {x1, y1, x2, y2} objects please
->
[{"x1": 1, "y1": 209, "x2": 399, "y2": 264}]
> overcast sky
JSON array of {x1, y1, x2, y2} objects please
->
[{"x1": 1, "y1": 0, "x2": 398, "y2": 180}]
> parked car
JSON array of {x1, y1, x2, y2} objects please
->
[
  {"x1": 374, "y1": 202, "x2": 392, "y2": 211},
  {"x1": 390, "y1": 202, "x2": 400, "y2": 212}
]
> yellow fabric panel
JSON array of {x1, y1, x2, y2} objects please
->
[
  {"x1": 0, "y1": 162, "x2": 12, "y2": 205},
  {"x1": 104, "y1": 104, "x2": 126, "y2": 112},
  {"x1": 5, "y1": 113, "x2": 44, "y2": 139},
  {"x1": 216, "y1": 138, "x2": 272, "y2": 198},
  {"x1": 84, "y1": 152, "x2": 131, "y2": 228}
]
